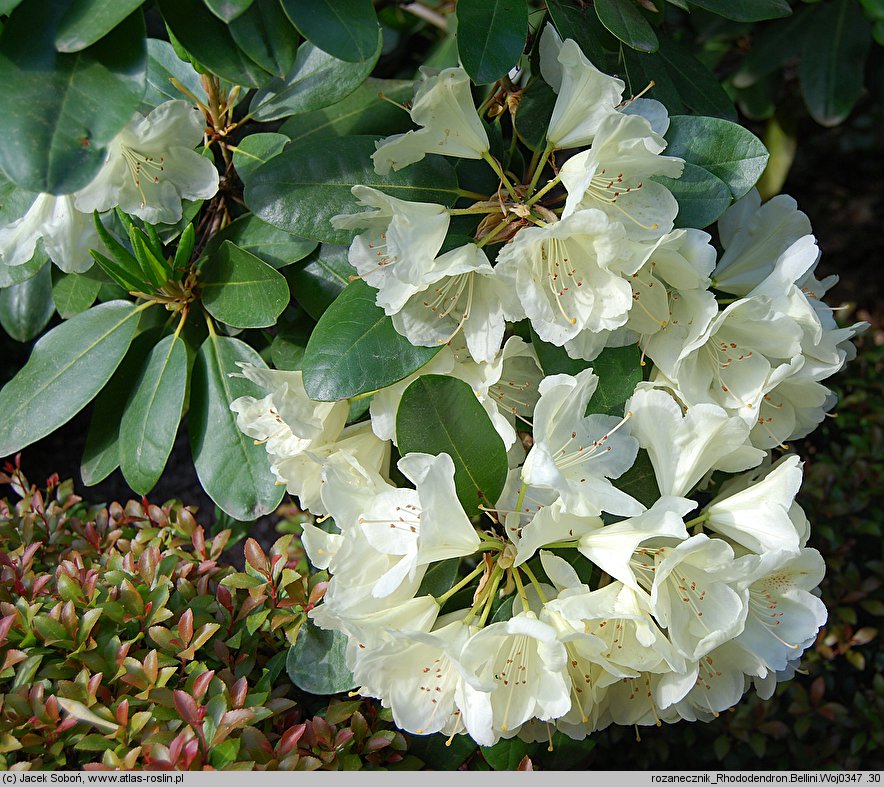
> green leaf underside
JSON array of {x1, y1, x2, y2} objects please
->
[
  {"x1": 200, "y1": 241, "x2": 290, "y2": 329},
  {"x1": 51, "y1": 268, "x2": 103, "y2": 319},
  {"x1": 204, "y1": 0, "x2": 254, "y2": 23},
  {"x1": 594, "y1": 0, "x2": 659, "y2": 52},
  {"x1": 55, "y1": 0, "x2": 144, "y2": 52},
  {"x1": 286, "y1": 622, "x2": 355, "y2": 695},
  {"x1": 246, "y1": 136, "x2": 460, "y2": 244},
  {"x1": 0, "y1": 263, "x2": 54, "y2": 343},
  {"x1": 657, "y1": 162, "x2": 733, "y2": 229},
  {"x1": 280, "y1": 0, "x2": 379, "y2": 63},
  {"x1": 120, "y1": 334, "x2": 188, "y2": 495},
  {"x1": 396, "y1": 374, "x2": 508, "y2": 516},
  {"x1": 0, "y1": 2, "x2": 146, "y2": 193},
  {"x1": 301, "y1": 279, "x2": 441, "y2": 401},
  {"x1": 189, "y1": 334, "x2": 285, "y2": 520},
  {"x1": 0, "y1": 300, "x2": 140, "y2": 457},
  {"x1": 142, "y1": 38, "x2": 209, "y2": 111},
  {"x1": 456, "y1": 0, "x2": 529, "y2": 84}
]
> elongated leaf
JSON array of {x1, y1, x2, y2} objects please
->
[
  {"x1": 231, "y1": 133, "x2": 289, "y2": 186},
  {"x1": 189, "y1": 335, "x2": 285, "y2": 519},
  {"x1": 0, "y1": 263, "x2": 54, "y2": 343},
  {"x1": 0, "y1": 246, "x2": 47, "y2": 289},
  {"x1": 656, "y1": 162, "x2": 732, "y2": 229},
  {"x1": 279, "y1": 78, "x2": 415, "y2": 146},
  {"x1": 158, "y1": 0, "x2": 271, "y2": 88},
  {"x1": 0, "y1": 2, "x2": 146, "y2": 193},
  {"x1": 662, "y1": 115, "x2": 769, "y2": 199},
  {"x1": 280, "y1": 0, "x2": 379, "y2": 63},
  {"x1": 228, "y1": 0, "x2": 299, "y2": 78},
  {"x1": 208, "y1": 214, "x2": 316, "y2": 270},
  {"x1": 142, "y1": 39, "x2": 210, "y2": 111},
  {"x1": 301, "y1": 279, "x2": 441, "y2": 401},
  {"x1": 200, "y1": 241, "x2": 290, "y2": 328},
  {"x1": 396, "y1": 374, "x2": 508, "y2": 516},
  {"x1": 286, "y1": 621, "x2": 355, "y2": 695},
  {"x1": 732, "y1": 9, "x2": 811, "y2": 88},
  {"x1": 799, "y1": 0, "x2": 872, "y2": 127},
  {"x1": 249, "y1": 36, "x2": 381, "y2": 122},
  {"x1": 514, "y1": 81, "x2": 558, "y2": 152},
  {"x1": 547, "y1": 0, "x2": 616, "y2": 66},
  {"x1": 0, "y1": 300, "x2": 140, "y2": 457},
  {"x1": 688, "y1": 0, "x2": 790, "y2": 21},
  {"x1": 119, "y1": 334, "x2": 188, "y2": 494},
  {"x1": 246, "y1": 136, "x2": 460, "y2": 244},
  {"x1": 622, "y1": 38, "x2": 736, "y2": 120},
  {"x1": 55, "y1": 0, "x2": 144, "y2": 52},
  {"x1": 204, "y1": 0, "x2": 253, "y2": 22},
  {"x1": 51, "y1": 268, "x2": 103, "y2": 319},
  {"x1": 456, "y1": 0, "x2": 529, "y2": 84},
  {"x1": 284, "y1": 243, "x2": 354, "y2": 319},
  {"x1": 585, "y1": 346, "x2": 643, "y2": 417},
  {"x1": 595, "y1": 0, "x2": 658, "y2": 53}
]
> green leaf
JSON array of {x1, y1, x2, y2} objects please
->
[
  {"x1": 656, "y1": 161, "x2": 732, "y2": 229},
  {"x1": 301, "y1": 279, "x2": 441, "y2": 401},
  {"x1": 481, "y1": 737, "x2": 543, "y2": 770},
  {"x1": 246, "y1": 136, "x2": 460, "y2": 244},
  {"x1": 51, "y1": 268, "x2": 104, "y2": 319},
  {"x1": 284, "y1": 243, "x2": 354, "y2": 319},
  {"x1": 280, "y1": 0, "x2": 379, "y2": 63},
  {"x1": 396, "y1": 374, "x2": 508, "y2": 516},
  {"x1": 119, "y1": 333, "x2": 188, "y2": 495},
  {"x1": 228, "y1": 0, "x2": 299, "y2": 78},
  {"x1": 204, "y1": 0, "x2": 253, "y2": 23},
  {"x1": 585, "y1": 345, "x2": 643, "y2": 417},
  {"x1": 514, "y1": 80, "x2": 558, "y2": 152},
  {"x1": 547, "y1": 0, "x2": 616, "y2": 66},
  {"x1": 249, "y1": 35, "x2": 382, "y2": 122},
  {"x1": 662, "y1": 115, "x2": 769, "y2": 205},
  {"x1": 286, "y1": 621, "x2": 355, "y2": 695},
  {"x1": 622, "y1": 37, "x2": 736, "y2": 120},
  {"x1": 731, "y1": 10, "x2": 811, "y2": 88},
  {"x1": 279, "y1": 78, "x2": 415, "y2": 146},
  {"x1": 594, "y1": 0, "x2": 658, "y2": 53},
  {"x1": 416, "y1": 558, "x2": 460, "y2": 599},
  {"x1": 408, "y1": 733, "x2": 476, "y2": 770},
  {"x1": 55, "y1": 0, "x2": 144, "y2": 52},
  {"x1": 456, "y1": 0, "x2": 528, "y2": 84},
  {"x1": 232, "y1": 132, "x2": 289, "y2": 186},
  {"x1": 612, "y1": 449, "x2": 659, "y2": 508},
  {"x1": 0, "y1": 300, "x2": 140, "y2": 456},
  {"x1": 208, "y1": 214, "x2": 316, "y2": 270},
  {"x1": 530, "y1": 326, "x2": 588, "y2": 377},
  {"x1": 687, "y1": 0, "x2": 790, "y2": 21},
  {"x1": 200, "y1": 241, "x2": 290, "y2": 329},
  {"x1": 270, "y1": 318, "x2": 311, "y2": 370},
  {"x1": 158, "y1": 0, "x2": 271, "y2": 88},
  {"x1": 0, "y1": 2, "x2": 146, "y2": 193},
  {"x1": 143, "y1": 38, "x2": 210, "y2": 111},
  {"x1": 189, "y1": 334, "x2": 285, "y2": 519},
  {"x1": 81, "y1": 327, "x2": 162, "y2": 486},
  {"x1": 0, "y1": 263, "x2": 54, "y2": 343},
  {"x1": 799, "y1": 0, "x2": 872, "y2": 127}
]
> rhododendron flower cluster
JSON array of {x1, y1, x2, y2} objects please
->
[{"x1": 232, "y1": 27, "x2": 863, "y2": 747}]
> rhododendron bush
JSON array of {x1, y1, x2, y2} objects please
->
[{"x1": 0, "y1": 0, "x2": 868, "y2": 766}]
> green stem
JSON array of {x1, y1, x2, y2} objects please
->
[
  {"x1": 526, "y1": 142, "x2": 554, "y2": 195},
  {"x1": 476, "y1": 216, "x2": 515, "y2": 248},
  {"x1": 457, "y1": 189, "x2": 491, "y2": 201},
  {"x1": 684, "y1": 512, "x2": 709, "y2": 529},
  {"x1": 481, "y1": 151, "x2": 518, "y2": 200},
  {"x1": 512, "y1": 568, "x2": 530, "y2": 612},
  {"x1": 514, "y1": 482, "x2": 528, "y2": 516},
  {"x1": 448, "y1": 206, "x2": 500, "y2": 216},
  {"x1": 477, "y1": 567, "x2": 504, "y2": 627},
  {"x1": 524, "y1": 173, "x2": 562, "y2": 208},
  {"x1": 520, "y1": 563, "x2": 548, "y2": 604},
  {"x1": 437, "y1": 562, "x2": 487, "y2": 605},
  {"x1": 542, "y1": 540, "x2": 580, "y2": 550}
]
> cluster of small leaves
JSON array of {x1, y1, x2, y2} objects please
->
[{"x1": 0, "y1": 463, "x2": 410, "y2": 770}]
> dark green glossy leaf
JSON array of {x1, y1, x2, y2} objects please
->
[
  {"x1": 456, "y1": 0, "x2": 528, "y2": 84},
  {"x1": 204, "y1": 0, "x2": 253, "y2": 23},
  {"x1": 209, "y1": 214, "x2": 316, "y2": 270},
  {"x1": 120, "y1": 333, "x2": 188, "y2": 494},
  {"x1": 416, "y1": 558, "x2": 460, "y2": 599},
  {"x1": 656, "y1": 161, "x2": 732, "y2": 229},
  {"x1": 622, "y1": 37, "x2": 736, "y2": 119},
  {"x1": 662, "y1": 115, "x2": 769, "y2": 199},
  {"x1": 530, "y1": 326, "x2": 588, "y2": 377},
  {"x1": 396, "y1": 374, "x2": 508, "y2": 516},
  {"x1": 158, "y1": 0, "x2": 271, "y2": 88},
  {"x1": 547, "y1": 0, "x2": 616, "y2": 66},
  {"x1": 595, "y1": 0, "x2": 658, "y2": 52},
  {"x1": 514, "y1": 80, "x2": 558, "y2": 152},
  {"x1": 284, "y1": 243, "x2": 355, "y2": 320},
  {"x1": 481, "y1": 737, "x2": 543, "y2": 770},
  {"x1": 0, "y1": 263, "x2": 54, "y2": 342},
  {"x1": 612, "y1": 449, "x2": 659, "y2": 508},
  {"x1": 51, "y1": 267, "x2": 103, "y2": 318},
  {"x1": 228, "y1": 0, "x2": 299, "y2": 78},
  {"x1": 732, "y1": 9, "x2": 811, "y2": 88},
  {"x1": 200, "y1": 241, "x2": 290, "y2": 329},
  {"x1": 0, "y1": 3, "x2": 146, "y2": 193},
  {"x1": 301, "y1": 279, "x2": 440, "y2": 400},
  {"x1": 142, "y1": 38, "x2": 209, "y2": 111},
  {"x1": 0, "y1": 300, "x2": 140, "y2": 456},
  {"x1": 270, "y1": 318, "x2": 311, "y2": 370},
  {"x1": 279, "y1": 78, "x2": 415, "y2": 146},
  {"x1": 246, "y1": 136, "x2": 459, "y2": 244},
  {"x1": 286, "y1": 621, "x2": 355, "y2": 694},
  {"x1": 585, "y1": 345, "x2": 643, "y2": 417},
  {"x1": 189, "y1": 334, "x2": 285, "y2": 519},
  {"x1": 688, "y1": 0, "x2": 790, "y2": 21},
  {"x1": 55, "y1": 0, "x2": 143, "y2": 52},
  {"x1": 232, "y1": 132, "x2": 289, "y2": 186},
  {"x1": 799, "y1": 0, "x2": 872, "y2": 127},
  {"x1": 408, "y1": 732, "x2": 476, "y2": 770},
  {"x1": 249, "y1": 35, "x2": 381, "y2": 122},
  {"x1": 280, "y1": 0, "x2": 379, "y2": 63}
]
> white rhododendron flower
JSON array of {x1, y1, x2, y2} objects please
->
[
  {"x1": 75, "y1": 100, "x2": 219, "y2": 225},
  {"x1": 372, "y1": 67, "x2": 490, "y2": 174}
]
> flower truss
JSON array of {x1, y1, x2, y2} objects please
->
[{"x1": 233, "y1": 27, "x2": 864, "y2": 748}]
